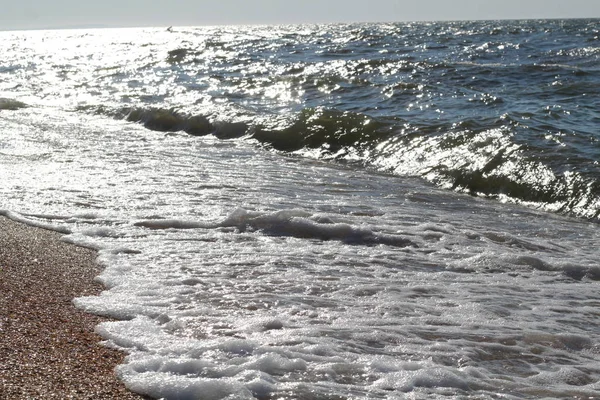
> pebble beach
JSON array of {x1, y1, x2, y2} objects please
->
[{"x1": 0, "y1": 216, "x2": 146, "y2": 399}]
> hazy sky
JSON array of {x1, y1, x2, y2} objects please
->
[{"x1": 1, "y1": 0, "x2": 600, "y2": 30}]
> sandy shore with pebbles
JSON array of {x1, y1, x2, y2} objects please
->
[{"x1": 0, "y1": 216, "x2": 149, "y2": 399}]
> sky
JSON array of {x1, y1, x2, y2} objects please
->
[{"x1": 1, "y1": 0, "x2": 600, "y2": 31}]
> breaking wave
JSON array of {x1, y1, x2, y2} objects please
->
[
  {"x1": 0, "y1": 98, "x2": 27, "y2": 111},
  {"x1": 104, "y1": 104, "x2": 599, "y2": 220}
]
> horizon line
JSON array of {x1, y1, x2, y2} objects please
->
[{"x1": 1, "y1": 16, "x2": 597, "y2": 33}]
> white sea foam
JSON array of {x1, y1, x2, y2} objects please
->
[
  {"x1": 134, "y1": 219, "x2": 212, "y2": 230},
  {"x1": 0, "y1": 209, "x2": 71, "y2": 234}
]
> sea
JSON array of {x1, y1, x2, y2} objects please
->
[{"x1": 1, "y1": 19, "x2": 599, "y2": 399}]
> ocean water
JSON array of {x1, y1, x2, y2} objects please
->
[{"x1": 1, "y1": 19, "x2": 599, "y2": 399}]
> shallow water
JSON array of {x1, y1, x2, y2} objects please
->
[{"x1": 1, "y1": 20, "x2": 600, "y2": 399}]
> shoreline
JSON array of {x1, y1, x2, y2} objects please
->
[{"x1": 0, "y1": 216, "x2": 148, "y2": 399}]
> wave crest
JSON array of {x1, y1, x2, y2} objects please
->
[
  {"x1": 85, "y1": 104, "x2": 600, "y2": 220},
  {"x1": 0, "y1": 98, "x2": 27, "y2": 111}
]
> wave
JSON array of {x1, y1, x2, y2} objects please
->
[
  {"x1": 0, "y1": 98, "x2": 27, "y2": 111},
  {"x1": 448, "y1": 252, "x2": 600, "y2": 281},
  {"x1": 252, "y1": 108, "x2": 396, "y2": 152},
  {"x1": 95, "y1": 104, "x2": 599, "y2": 221},
  {"x1": 135, "y1": 208, "x2": 416, "y2": 248},
  {"x1": 90, "y1": 106, "x2": 250, "y2": 138},
  {"x1": 124, "y1": 107, "x2": 214, "y2": 136},
  {"x1": 368, "y1": 125, "x2": 600, "y2": 220}
]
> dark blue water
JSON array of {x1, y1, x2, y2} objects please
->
[{"x1": 70, "y1": 19, "x2": 600, "y2": 220}]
